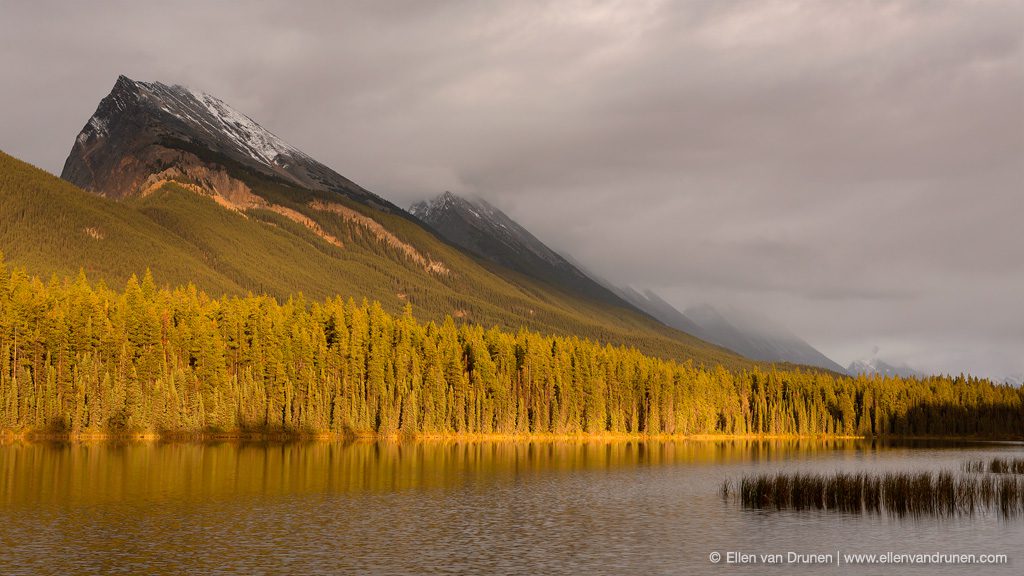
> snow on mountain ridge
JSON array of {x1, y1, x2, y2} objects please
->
[
  {"x1": 181, "y1": 85, "x2": 309, "y2": 168},
  {"x1": 74, "y1": 76, "x2": 305, "y2": 172},
  {"x1": 65, "y1": 75, "x2": 399, "y2": 211},
  {"x1": 411, "y1": 191, "x2": 459, "y2": 221},
  {"x1": 411, "y1": 191, "x2": 630, "y2": 307}
]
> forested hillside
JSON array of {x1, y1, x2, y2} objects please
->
[
  {"x1": 1, "y1": 258, "x2": 1019, "y2": 438},
  {"x1": 0, "y1": 150, "x2": 747, "y2": 368}
]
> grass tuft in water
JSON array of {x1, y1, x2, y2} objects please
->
[
  {"x1": 962, "y1": 458, "x2": 1024, "y2": 475},
  {"x1": 730, "y1": 470, "x2": 1024, "y2": 518}
]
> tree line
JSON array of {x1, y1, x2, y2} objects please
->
[
  {"x1": 0, "y1": 254, "x2": 1021, "y2": 437},
  {"x1": 0, "y1": 149, "x2": 746, "y2": 368}
]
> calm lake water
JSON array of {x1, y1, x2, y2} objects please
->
[{"x1": 1, "y1": 439, "x2": 1022, "y2": 575}]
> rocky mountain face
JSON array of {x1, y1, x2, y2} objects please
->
[
  {"x1": 410, "y1": 191, "x2": 631, "y2": 307},
  {"x1": 61, "y1": 75, "x2": 395, "y2": 211}
]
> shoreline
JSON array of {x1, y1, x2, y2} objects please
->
[{"x1": 2, "y1": 430, "x2": 1019, "y2": 444}]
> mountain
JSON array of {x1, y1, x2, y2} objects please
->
[
  {"x1": 62, "y1": 75, "x2": 393, "y2": 211},
  {"x1": 410, "y1": 192, "x2": 628, "y2": 307},
  {"x1": 407, "y1": 191, "x2": 846, "y2": 373},
  {"x1": 612, "y1": 287, "x2": 704, "y2": 336},
  {"x1": 606, "y1": 284, "x2": 845, "y2": 373},
  {"x1": 682, "y1": 304, "x2": 848, "y2": 373},
  {"x1": 1, "y1": 149, "x2": 242, "y2": 293},
  {"x1": 1, "y1": 75, "x2": 751, "y2": 368},
  {"x1": 847, "y1": 358, "x2": 924, "y2": 379}
]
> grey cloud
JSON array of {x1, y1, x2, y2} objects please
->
[{"x1": 1, "y1": 0, "x2": 1021, "y2": 379}]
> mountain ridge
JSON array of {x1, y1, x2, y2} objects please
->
[
  {"x1": 410, "y1": 191, "x2": 633, "y2": 308},
  {"x1": 408, "y1": 191, "x2": 846, "y2": 373},
  {"x1": 606, "y1": 286, "x2": 846, "y2": 373},
  {"x1": 682, "y1": 303, "x2": 847, "y2": 373},
  {"x1": 0, "y1": 75, "x2": 757, "y2": 369},
  {"x1": 62, "y1": 75, "x2": 396, "y2": 212}
]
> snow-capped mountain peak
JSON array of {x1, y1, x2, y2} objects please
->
[
  {"x1": 63, "y1": 75, "x2": 395, "y2": 211},
  {"x1": 178, "y1": 84, "x2": 309, "y2": 169}
]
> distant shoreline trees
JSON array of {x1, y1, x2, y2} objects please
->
[{"x1": 0, "y1": 253, "x2": 1021, "y2": 438}]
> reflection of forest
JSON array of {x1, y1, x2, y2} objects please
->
[{"x1": 0, "y1": 439, "x2": 868, "y2": 506}]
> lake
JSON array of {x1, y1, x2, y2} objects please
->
[{"x1": 1, "y1": 439, "x2": 1021, "y2": 575}]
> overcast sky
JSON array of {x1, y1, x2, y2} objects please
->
[{"x1": 2, "y1": 1, "x2": 1022, "y2": 379}]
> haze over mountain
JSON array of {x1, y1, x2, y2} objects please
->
[
  {"x1": 411, "y1": 191, "x2": 846, "y2": 373},
  {"x1": 847, "y1": 354, "x2": 925, "y2": 379},
  {"x1": 683, "y1": 304, "x2": 848, "y2": 374},
  {"x1": 847, "y1": 359, "x2": 924, "y2": 379},
  {"x1": 612, "y1": 287, "x2": 705, "y2": 338},
  {"x1": 410, "y1": 191, "x2": 630, "y2": 308},
  {"x1": 1, "y1": 76, "x2": 750, "y2": 369},
  {"x1": 614, "y1": 288, "x2": 846, "y2": 373}
]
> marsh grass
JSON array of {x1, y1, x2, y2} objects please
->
[
  {"x1": 962, "y1": 458, "x2": 1024, "y2": 475},
  {"x1": 724, "y1": 470, "x2": 1024, "y2": 518}
]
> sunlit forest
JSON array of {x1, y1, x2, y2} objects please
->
[
  {"x1": 0, "y1": 150, "x2": 743, "y2": 369},
  {"x1": 0, "y1": 253, "x2": 1020, "y2": 438}
]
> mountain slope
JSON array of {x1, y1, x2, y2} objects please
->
[
  {"x1": 410, "y1": 192, "x2": 628, "y2": 307},
  {"x1": 683, "y1": 304, "x2": 847, "y2": 373},
  {"x1": 406, "y1": 189, "x2": 846, "y2": 373},
  {"x1": 613, "y1": 287, "x2": 705, "y2": 336},
  {"x1": 3, "y1": 76, "x2": 753, "y2": 368},
  {"x1": 596, "y1": 280, "x2": 846, "y2": 373},
  {"x1": 0, "y1": 150, "x2": 240, "y2": 292}
]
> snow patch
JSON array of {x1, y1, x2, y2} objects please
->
[
  {"x1": 118, "y1": 79, "x2": 311, "y2": 173},
  {"x1": 77, "y1": 116, "x2": 109, "y2": 144},
  {"x1": 180, "y1": 86, "x2": 303, "y2": 168}
]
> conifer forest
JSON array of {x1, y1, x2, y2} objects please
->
[{"x1": 1, "y1": 255, "x2": 1019, "y2": 438}]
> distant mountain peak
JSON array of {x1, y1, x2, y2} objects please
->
[
  {"x1": 78, "y1": 76, "x2": 306, "y2": 171},
  {"x1": 411, "y1": 191, "x2": 633, "y2": 307},
  {"x1": 62, "y1": 75, "x2": 395, "y2": 211},
  {"x1": 847, "y1": 357, "x2": 923, "y2": 379},
  {"x1": 412, "y1": 191, "x2": 566, "y2": 268},
  {"x1": 411, "y1": 190, "x2": 473, "y2": 222}
]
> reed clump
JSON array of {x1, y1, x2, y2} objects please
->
[
  {"x1": 962, "y1": 458, "x2": 1024, "y2": 475},
  {"x1": 728, "y1": 470, "x2": 1024, "y2": 518}
]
